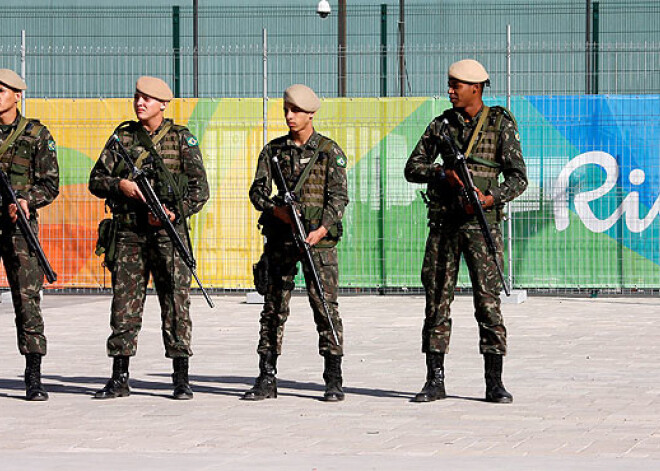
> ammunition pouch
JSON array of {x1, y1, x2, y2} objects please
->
[
  {"x1": 153, "y1": 168, "x2": 188, "y2": 208},
  {"x1": 252, "y1": 253, "x2": 269, "y2": 295},
  {"x1": 301, "y1": 205, "x2": 342, "y2": 248},
  {"x1": 9, "y1": 143, "x2": 32, "y2": 189},
  {"x1": 95, "y1": 218, "x2": 119, "y2": 270},
  {"x1": 426, "y1": 206, "x2": 446, "y2": 230}
]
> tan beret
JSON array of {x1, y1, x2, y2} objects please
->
[
  {"x1": 448, "y1": 59, "x2": 489, "y2": 84},
  {"x1": 135, "y1": 76, "x2": 173, "y2": 102},
  {"x1": 283, "y1": 84, "x2": 321, "y2": 112},
  {"x1": 0, "y1": 69, "x2": 27, "y2": 91}
]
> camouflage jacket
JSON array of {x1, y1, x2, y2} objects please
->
[
  {"x1": 0, "y1": 112, "x2": 59, "y2": 214},
  {"x1": 89, "y1": 119, "x2": 209, "y2": 221},
  {"x1": 405, "y1": 105, "x2": 527, "y2": 222},
  {"x1": 249, "y1": 131, "x2": 349, "y2": 240}
]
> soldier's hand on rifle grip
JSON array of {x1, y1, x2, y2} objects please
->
[
  {"x1": 119, "y1": 179, "x2": 145, "y2": 202},
  {"x1": 477, "y1": 188, "x2": 495, "y2": 209},
  {"x1": 306, "y1": 225, "x2": 328, "y2": 247},
  {"x1": 272, "y1": 205, "x2": 293, "y2": 225},
  {"x1": 464, "y1": 188, "x2": 494, "y2": 215},
  {"x1": 8, "y1": 199, "x2": 29, "y2": 223},
  {"x1": 444, "y1": 169, "x2": 463, "y2": 188},
  {"x1": 148, "y1": 205, "x2": 176, "y2": 227}
]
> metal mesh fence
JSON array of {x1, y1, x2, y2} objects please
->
[
  {"x1": 0, "y1": 1, "x2": 658, "y2": 294},
  {"x1": 2, "y1": 1, "x2": 660, "y2": 97}
]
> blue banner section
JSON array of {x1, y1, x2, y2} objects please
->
[{"x1": 526, "y1": 95, "x2": 660, "y2": 266}]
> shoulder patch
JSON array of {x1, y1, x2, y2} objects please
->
[
  {"x1": 336, "y1": 155, "x2": 347, "y2": 168},
  {"x1": 185, "y1": 135, "x2": 199, "y2": 147},
  {"x1": 48, "y1": 139, "x2": 56, "y2": 151}
]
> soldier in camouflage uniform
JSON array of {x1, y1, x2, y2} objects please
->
[
  {"x1": 0, "y1": 69, "x2": 59, "y2": 401},
  {"x1": 405, "y1": 60, "x2": 527, "y2": 403},
  {"x1": 245, "y1": 84, "x2": 349, "y2": 402},
  {"x1": 89, "y1": 76, "x2": 209, "y2": 400}
]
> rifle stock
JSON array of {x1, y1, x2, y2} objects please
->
[
  {"x1": 0, "y1": 170, "x2": 57, "y2": 284},
  {"x1": 110, "y1": 135, "x2": 214, "y2": 308},
  {"x1": 270, "y1": 155, "x2": 340, "y2": 345},
  {"x1": 438, "y1": 120, "x2": 510, "y2": 296}
]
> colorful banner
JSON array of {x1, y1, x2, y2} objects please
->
[{"x1": 1, "y1": 96, "x2": 657, "y2": 290}]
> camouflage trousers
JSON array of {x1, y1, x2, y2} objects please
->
[
  {"x1": 0, "y1": 219, "x2": 46, "y2": 355},
  {"x1": 421, "y1": 221, "x2": 507, "y2": 355},
  {"x1": 107, "y1": 224, "x2": 192, "y2": 358},
  {"x1": 258, "y1": 240, "x2": 343, "y2": 356}
]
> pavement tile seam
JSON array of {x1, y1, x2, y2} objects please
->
[{"x1": 0, "y1": 295, "x2": 659, "y2": 468}]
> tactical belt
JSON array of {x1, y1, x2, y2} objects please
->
[{"x1": 112, "y1": 213, "x2": 139, "y2": 227}]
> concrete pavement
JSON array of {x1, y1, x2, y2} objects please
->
[{"x1": 1, "y1": 294, "x2": 659, "y2": 470}]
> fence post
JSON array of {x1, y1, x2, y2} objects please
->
[
  {"x1": 21, "y1": 30, "x2": 26, "y2": 114},
  {"x1": 585, "y1": 0, "x2": 592, "y2": 94},
  {"x1": 263, "y1": 28, "x2": 268, "y2": 148},
  {"x1": 380, "y1": 4, "x2": 387, "y2": 97},
  {"x1": 172, "y1": 6, "x2": 181, "y2": 98},
  {"x1": 506, "y1": 24, "x2": 513, "y2": 290},
  {"x1": 338, "y1": 0, "x2": 347, "y2": 97},
  {"x1": 398, "y1": 0, "x2": 406, "y2": 97},
  {"x1": 378, "y1": 110, "x2": 387, "y2": 293},
  {"x1": 193, "y1": 0, "x2": 199, "y2": 97},
  {"x1": 592, "y1": 0, "x2": 599, "y2": 94}
]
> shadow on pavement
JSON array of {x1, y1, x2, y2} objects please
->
[
  {"x1": 2, "y1": 374, "x2": 483, "y2": 402},
  {"x1": 162, "y1": 373, "x2": 416, "y2": 400}
]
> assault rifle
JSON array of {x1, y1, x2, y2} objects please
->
[
  {"x1": 270, "y1": 155, "x2": 340, "y2": 345},
  {"x1": 0, "y1": 169, "x2": 57, "y2": 284},
  {"x1": 438, "y1": 119, "x2": 510, "y2": 296},
  {"x1": 109, "y1": 135, "x2": 214, "y2": 308}
]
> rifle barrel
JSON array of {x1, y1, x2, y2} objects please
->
[
  {"x1": 438, "y1": 123, "x2": 510, "y2": 296},
  {"x1": 270, "y1": 156, "x2": 340, "y2": 345},
  {"x1": 111, "y1": 135, "x2": 214, "y2": 308},
  {"x1": 0, "y1": 170, "x2": 57, "y2": 284}
]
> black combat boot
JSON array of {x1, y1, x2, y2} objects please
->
[
  {"x1": 412, "y1": 352, "x2": 446, "y2": 402},
  {"x1": 484, "y1": 353, "x2": 513, "y2": 403},
  {"x1": 322, "y1": 353, "x2": 344, "y2": 402},
  {"x1": 172, "y1": 357, "x2": 193, "y2": 400},
  {"x1": 25, "y1": 353, "x2": 49, "y2": 401},
  {"x1": 94, "y1": 356, "x2": 130, "y2": 399},
  {"x1": 242, "y1": 351, "x2": 278, "y2": 401}
]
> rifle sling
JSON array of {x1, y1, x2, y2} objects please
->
[
  {"x1": 464, "y1": 106, "x2": 501, "y2": 170},
  {"x1": 134, "y1": 122, "x2": 171, "y2": 168},
  {"x1": 133, "y1": 122, "x2": 193, "y2": 252},
  {"x1": 464, "y1": 106, "x2": 489, "y2": 157},
  {"x1": 0, "y1": 116, "x2": 30, "y2": 164},
  {"x1": 292, "y1": 136, "x2": 332, "y2": 195},
  {"x1": 133, "y1": 122, "x2": 182, "y2": 201}
]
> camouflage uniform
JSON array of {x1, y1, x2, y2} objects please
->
[
  {"x1": 405, "y1": 106, "x2": 527, "y2": 355},
  {"x1": 89, "y1": 119, "x2": 209, "y2": 359},
  {"x1": 249, "y1": 131, "x2": 349, "y2": 356},
  {"x1": 0, "y1": 113, "x2": 59, "y2": 356}
]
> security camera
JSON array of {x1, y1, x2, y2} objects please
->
[{"x1": 317, "y1": 0, "x2": 331, "y2": 18}]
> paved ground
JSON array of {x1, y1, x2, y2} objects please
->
[{"x1": 0, "y1": 293, "x2": 659, "y2": 470}]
